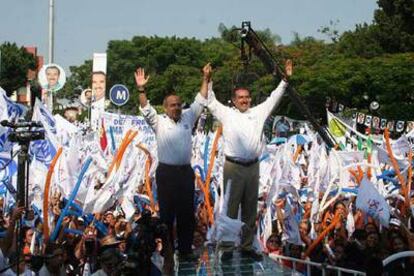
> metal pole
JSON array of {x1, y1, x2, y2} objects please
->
[
  {"x1": 48, "y1": 0, "x2": 54, "y2": 64},
  {"x1": 47, "y1": 0, "x2": 55, "y2": 111}
]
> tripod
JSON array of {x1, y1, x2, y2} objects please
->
[{"x1": 2, "y1": 120, "x2": 44, "y2": 275}]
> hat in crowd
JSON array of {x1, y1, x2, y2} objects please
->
[{"x1": 100, "y1": 235, "x2": 121, "y2": 248}]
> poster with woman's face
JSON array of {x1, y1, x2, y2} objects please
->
[{"x1": 38, "y1": 64, "x2": 66, "y2": 92}]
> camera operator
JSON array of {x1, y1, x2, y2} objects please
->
[
  {"x1": 38, "y1": 243, "x2": 66, "y2": 276},
  {"x1": 122, "y1": 210, "x2": 173, "y2": 275}
]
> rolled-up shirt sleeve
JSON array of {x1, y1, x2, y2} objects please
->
[{"x1": 139, "y1": 101, "x2": 158, "y2": 131}]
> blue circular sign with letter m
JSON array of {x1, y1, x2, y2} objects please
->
[{"x1": 109, "y1": 84, "x2": 130, "y2": 106}]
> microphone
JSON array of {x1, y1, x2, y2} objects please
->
[{"x1": 0, "y1": 120, "x2": 43, "y2": 128}]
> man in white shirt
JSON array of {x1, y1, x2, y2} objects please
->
[
  {"x1": 200, "y1": 61, "x2": 292, "y2": 262},
  {"x1": 134, "y1": 65, "x2": 210, "y2": 261}
]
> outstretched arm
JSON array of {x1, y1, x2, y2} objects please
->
[
  {"x1": 135, "y1": 68, "x2": 150, "y2": 108},
  {"x1": 253, "y1": 59, "x2": 293, "y2": 120},
  {"x1": 188, "y1": 63, "x2": 213, "y2": 124},
  {"x1": 200, "y1": 63, "x2": 212, "y2": 99},
  {"x1": 135, "y1": 68, "x2": 158, "y2": 130}
]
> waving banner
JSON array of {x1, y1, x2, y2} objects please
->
[{"x1": 102, "y1": 112, "x2": 156, "y2": 148}]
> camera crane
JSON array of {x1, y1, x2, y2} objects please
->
[{"x1": 238, "y1": 21, "x2": 336, "y2": 148}]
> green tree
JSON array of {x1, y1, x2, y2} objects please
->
[
  {"x1": 338, "y1": 24, "x2": 384, "y2": 58},
  {"x1": 337, "y1": 0, "x2": 414, "y2": 56},
  {"x1": 374, "y1": 0, "x2": 414, "y2": 52},
  {"x1": 0, "y1": 42, "x2": 36, "y2": 96}
]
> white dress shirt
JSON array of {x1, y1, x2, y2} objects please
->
[
  {"x1": 139, "y1": 94, "x2": 206, "y2": 165},
  {"x1": 203, "y1": 80, "x2": 288, "y2": 160}
]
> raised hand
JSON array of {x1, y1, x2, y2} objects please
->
[
  {"x1": 11, "y1": 206, "x2": 25, "y2": 222},
  {"x1": 134, "y1": 68, "x2": 150, "y2": 88},
  {"x1": 285, "y1": 59, "x2": 293, "y2": 77},
  {"x1": 202, "y1": 63, "x2": 212, "y2": 81}
]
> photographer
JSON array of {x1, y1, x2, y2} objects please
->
[{"x1": 123, "y1": 210, "x2": 173, "y2": 275}]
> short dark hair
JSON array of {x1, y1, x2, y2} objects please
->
[
  {"x1": 64, "y1": 106, "x2": 78, "y2": 112},
  {"x1": 232, "y1": 87, "x2": 250, "y2": 99},
  {"x1": 163, "y1": 92, "x2": 179, "y2": 106},
  {"x1": 44, "y1": 242, "x2": 61, "y2": 257},
  {"x1": 92, "y1": 71, "x2": 106, "y2": 77},
  {"x1": 46, "y1": 65, "x2": 60, "y2": 75}
]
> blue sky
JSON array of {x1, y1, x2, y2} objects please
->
[{"x1": 1, "y1": 0, "x2": 377, "y2": 72}]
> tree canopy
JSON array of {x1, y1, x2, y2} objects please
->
[
  {"x1": 57, "y1": 0, "x2": 414, "y2": 121},
  {"x1": 0, "y1": 42, "x2": 36, "y2": 96}
]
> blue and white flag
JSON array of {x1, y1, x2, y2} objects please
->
[
  {"x1": 282, "y1": 197, "x2": 302, "y2": 246},
  {"x1": 0, "y1": 153, "x2": 17, "y2": 195},
  {"x1": 0, "y1": 87, "x2": 27, "y2": 121},
  {"x1": 356, "y1": 177, "x2": 390, "y2": 227},
  {"x1": 0, "y1": 87, "x2": 27, "y2": 151},
  {"x1": 0, "y1": 129, "x2": 12, "y2": 152},
  {"x1": 29, "y1": 99, "x2": 58, "y2": 167}
]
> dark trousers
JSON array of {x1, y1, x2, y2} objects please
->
[{"x1": 156, "y1": 163, "x2": 195, "y2": 254}]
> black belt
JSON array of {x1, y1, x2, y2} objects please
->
[
  {"x1": 158, "y1": 162, "x2": 191, "y2": 169},
  {"x1": 225, "y1": 156, "x2": 258, "y2": 167}
]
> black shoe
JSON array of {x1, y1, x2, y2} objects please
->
[
  {"x1": 241, "y1": 250, "x2": 263, "y2": 262},
  {"x1": 221, "y1": 251, "x2": 233, "y2": 262}
]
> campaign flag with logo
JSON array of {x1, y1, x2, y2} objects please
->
[
  {"x1": 0, "y1": 153, "x2": 17, "y2": 196},
  {"x1": 0, "y1": 87, "x2": 27, "y2": 121},
  {"x1": 356, "y1": 178, "x2": 390, "y2": 227},
  {"x1": 29, "y1": 99, "x2": 58, "y2": 168},
  {"x1": 281, "y1": 197, "x2": 302, "y2": 245},
  {"x1": 0, "y1": 87, "x2": 27, "y2": 152}
]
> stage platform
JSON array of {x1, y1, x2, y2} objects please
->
[{"x1": 175, "y1": 246, "x2": 295, "y2": 275}]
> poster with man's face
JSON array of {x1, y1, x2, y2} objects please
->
[
  {"x1": 92, "y1": 72, "x2": 106, "y2": 102},
  {"x1": 90, "y1": 53, "x2": 107, "y2": 131},
  {"x1": 80, "y1": 88, "x2": 93, "y2": 106},
  {"x1": 38, "y1": 64, "x2": 66, "y2": 92},
  {"x1": 380, "y1": 118, "x2": 387, "y2": 130},
  {"x1": 395, "y1": 121, "x2": 405, "y2": 133},
  {"x1": 357, "y1": 113, "x2": 365, "y2": 124},
  {"x1": 387, "y1": 120, "x2": 395, "y2": 132},
  {"x1": 406, "y1": 121, "x2": 414, "y2": 134},
  {"x1": 372, "y1": 116, "x2": 380, "y2": 130},
  {"x1": 364, "y1": 115, "x2": 372, "y2": 127}
]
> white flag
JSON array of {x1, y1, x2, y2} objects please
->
[
  {"x1": 356, "y1": 177, "x2": 390, "y2": 227},
  {"x1": 281, "y1": 197, "x2": 302, "y2": 245}
]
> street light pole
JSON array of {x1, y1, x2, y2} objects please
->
[
  {"x1": 48, "y1": 0, "x2": 54, "y2": 64},
  {"x1": 47, "y1": 0, "x2": 55, "y2": 111}
]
